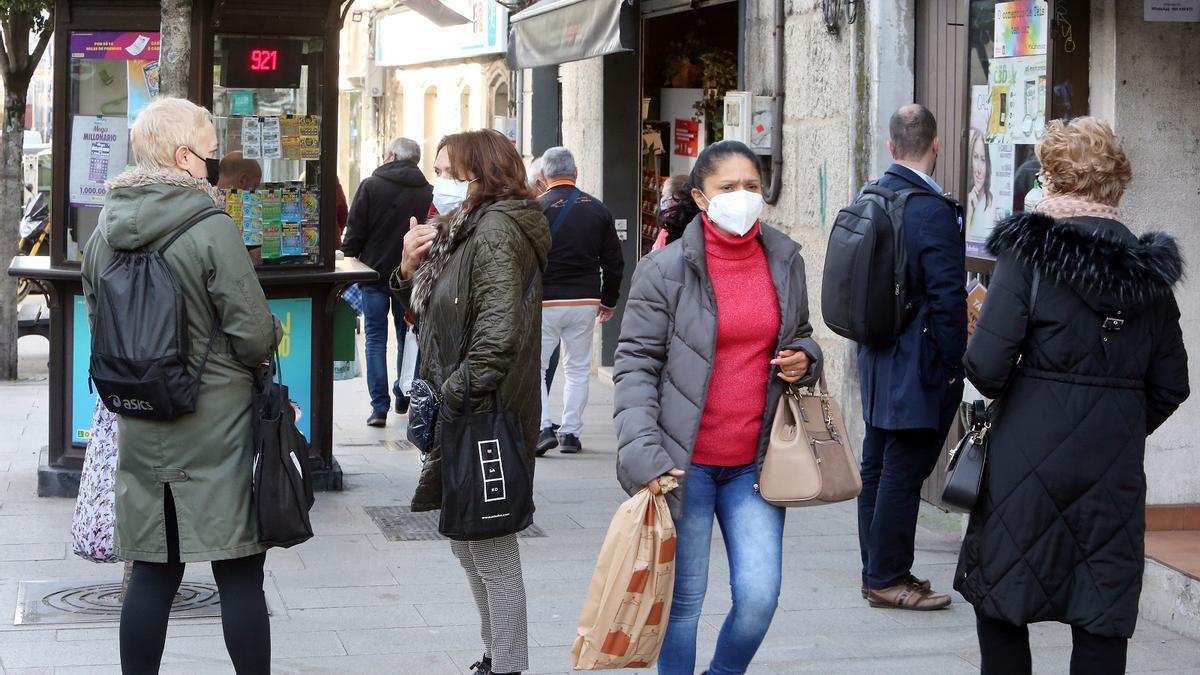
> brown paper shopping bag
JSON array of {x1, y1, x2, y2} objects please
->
[{"x1": 571, "y1": 482, "x2": 677, "y2": 670}]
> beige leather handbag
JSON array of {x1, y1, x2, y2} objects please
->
[{"x1": 759, "y1": 376, "x2": 861, "y2": 507}]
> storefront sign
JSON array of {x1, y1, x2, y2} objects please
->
[
  {"x1": 69, "y1": 32, "x2": 160, "y2": 61},
  {"x1": 69, "y1": 115, "x2": 129, "y2": 207},
  {"x1": 993, "y1": 1, "x2": 1048, "y2": 58},
  {"x1": 71, "y1": 296, "x2": 314, "y2": 445},
  {"x1": 376, "y1": 1, "x2": 507, "y2": 67},
  {"x1": 1145, "y1": 1, "x2": 1199, "y2": 21},
  {"x1": 674, "y1": 119, "x2": 699, "y2": 158}
]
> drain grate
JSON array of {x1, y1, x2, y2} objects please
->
[
  {"x1": 364, "y1": 506, "x2": 546, "y2": 541},
  {"x1": 15, "y1": 579, "x2": 223, "y2": 625}
]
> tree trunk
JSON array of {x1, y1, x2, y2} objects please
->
[
  {"x1": 0, "y1": 88, "x2": 27, "y2": 380},
  {"x1": 159, "y1": 0, "x2": 193, "y2": 98}
]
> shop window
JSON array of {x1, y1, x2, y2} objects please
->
[
  {"x1": 62, "y1": 31, "x2": 163, "y2": 262},
  {"x1": 964, "y1": 0, "x2": 1089, "y2": 263},
  {"x1": 211, "y1": 35, "x2": 326, "y2": 266},
  {"x1": 492, "y1": 82, "x2": 510, "y2": 120}
]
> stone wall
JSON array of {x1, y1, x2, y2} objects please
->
[
  {"x1": 558, "y1": 59, "x2": 606, "y2": 197},
  {"x1": 1092, "y1": 1, "x2": 1200, "y2": 504}
]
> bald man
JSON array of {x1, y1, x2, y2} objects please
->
[{"x1": 217, "y1": 151, "x2": 262, "y2": 191}]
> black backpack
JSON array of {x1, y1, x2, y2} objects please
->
[
  {"x1": 821, "y1": 183, "x2": 942, "y2": 348},
  {"x1": 89, "y1": 208, "x2": 224, "y2": 420}
]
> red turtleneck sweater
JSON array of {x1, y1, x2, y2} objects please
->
[{"x1": 692, "y1": 215, "x2": 781, "y2": 467}]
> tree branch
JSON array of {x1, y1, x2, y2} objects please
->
[{"x1": 27, "y1": 25, "x2": 52, "y2": 79}]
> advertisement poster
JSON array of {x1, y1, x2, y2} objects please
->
[
  {"x1": 375, "y1": 0, "x2": 507, "y2": 67},
  {"x1": 230, "y1": 91, "x2": 256, "y2": 116},
  {"x1": 674, "y1": 119, "x2": 699, "y2": 158},
  {"x1": 966, "y1": 143, "x2": 1015, "y2": 258},
  {"x1": 985, "y1": 56, "x2": 1046, "y2": 144},
  {"x1": 993, "y1": 0, "x2": 1048, "y2": 57},
  {"x1": 1145, "y1": 1, "x2": 1200, "y2": 21},
  {"x1": 71, "y1": 296, "x2": 314, "y2": 444},
  {"x1": 126, "y1": 60, "x2": 159, "y2": 128},
  {"x1": 72, "y1": 296, "x2": 98, "y2": 444},
  {"x1": 69, "y1": 32, "x2": 160, "y2": 61},
  {"x1": 970, "y1": 85, "x2": 991, "y2": 136},
  {"x1": 268, "y1": 298, "x2": 313, "y2": 441},
  {"x1": 70, "y1": 115, "x2": 129, "y2": 207}
]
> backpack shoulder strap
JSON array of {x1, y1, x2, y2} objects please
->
[
  {"x1": 159, "y1": 207, "x2": 226, "y2": 253},
  {"x1": 548, "y1": 188, "x2": 582, "y2": 237}
]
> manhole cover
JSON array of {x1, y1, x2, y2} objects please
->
[
  {"x1": 15, "y1": 579, "x2": 223, "y2": 625},
  {"x1": 364, "y1": 506, "x2": 546, "y2": 541}
]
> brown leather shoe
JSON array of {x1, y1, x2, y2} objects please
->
[
  {"x1": 860, "y1": 573, "x2": 932, "y2": 599},
  {"x1": 867, "y1": 582, "x2": 951, "y2": 611}
]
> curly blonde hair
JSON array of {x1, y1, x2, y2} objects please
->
[{"x1": 1035, "y1": 117, "x2": 1132, "y2": 206}]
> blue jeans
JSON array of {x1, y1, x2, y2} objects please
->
[
  {"x1": 360, "y1": 282, "x2": 409, "y2": 416},
  {"x1": 659, "y1": 463, "x2": 785, "y2": 675}
]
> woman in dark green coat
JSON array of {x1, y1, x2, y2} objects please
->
[
  {"x1": 393, "y1": 129, "x2": 550, "y2": 675},
  {"x1": 81, "y1": 98, "x2": 279, "y2": 674}
]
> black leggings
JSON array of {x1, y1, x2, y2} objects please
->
[
  {"x1": 120, "y1": 487, "x2": 271, "y2": 675},
  {"x1": 976, "y1": 612, "x2": 1127, "y2": 675}
]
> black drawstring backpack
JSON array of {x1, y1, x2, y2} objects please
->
[{"x1": 252, "y1": 356, "x2": 315, "y2": 548}]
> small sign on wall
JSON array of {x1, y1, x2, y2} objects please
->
[{"x1": 1145, "y1": 0, "x2": 1199, "y2": 21}]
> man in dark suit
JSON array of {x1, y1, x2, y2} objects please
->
[{"x1": 857, "y1": 104, "x2": 967, "y2": 610}]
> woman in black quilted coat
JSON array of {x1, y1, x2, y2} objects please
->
[{"x1": 956, "y1": 117, "x2": 1189, "y2": 675}]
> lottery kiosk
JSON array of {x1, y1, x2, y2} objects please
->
[{"x1": 9, "y1": 0, "x2": 369, "y2": 496}]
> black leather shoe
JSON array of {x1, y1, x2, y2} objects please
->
[
  {"x1": 394, "y1": 398, "x2": 410, "y2": 415},
  {"x1": 366, "y1": 413, "x2": 386, "y2": 428},
  {"x1": 559, "y1": 433, "x2": 582, "y2": 454},
  {"x1": 536, "y1": 427, "x2": 558, "y2": 456}
]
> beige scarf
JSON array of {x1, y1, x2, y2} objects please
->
[{"x1": 1033, "y1": 193, "x2": 1120, "y2": 221}]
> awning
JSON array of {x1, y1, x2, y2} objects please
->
[{"x1": 507, "y1": 0, "x2": 635, "y2": 69}]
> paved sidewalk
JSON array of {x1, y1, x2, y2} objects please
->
[{"x1": 0, "y1": 335, "x2": 1197, "y2": 673}]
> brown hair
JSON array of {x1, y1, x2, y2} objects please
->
[
  {"x1": 1035, "y1": 117, "x2": 1132, "y2": 207},
  {"x1": 437, "y1": 130, "x2": 537, "y2": 213}
]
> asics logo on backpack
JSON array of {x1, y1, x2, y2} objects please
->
[{"x1": 109, "y1": 395, "x2": 155, "y2": 412}]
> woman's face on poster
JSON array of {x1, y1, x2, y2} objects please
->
[{"x1": 971, "y1": 136, "x2": 988, "y2": 190}]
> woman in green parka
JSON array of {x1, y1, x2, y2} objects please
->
[{"x1": 81, "y1": 98, "x2": 279, "y2": 674}]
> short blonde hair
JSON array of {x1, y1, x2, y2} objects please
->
[
  {"x1": 130, "y1": 97, "x2": 214, "y2": 171},
  {"x1": 1035, "y1": 117, "x2": 1132, "y2": 206}
]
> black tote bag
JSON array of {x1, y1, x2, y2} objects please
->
[
  {"x1": 438, "y1": 360, "x2": 534, "y2": 541},
  {"x1": 252, "y1": 357, "x2": 316, "y2": 548}
]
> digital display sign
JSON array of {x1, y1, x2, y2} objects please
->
[{"x1": 222, "y1": 38, "x2": 303, "y2": 89}]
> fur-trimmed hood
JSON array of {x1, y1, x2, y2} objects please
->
[
  {"x1": 99, "y1": 169, "x2": 227, "y2": 250},
  {"x1": 988, "y1": 211, "x2": 1184, "y2": 315}
]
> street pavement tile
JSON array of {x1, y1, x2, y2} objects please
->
[
  {"x1": 270, "y1": 565, "x2": 401, "y2": 589},
  {"x1": 273, "y1": 651, "x2": 462, "y2": 674},
  {"x1": 0, "y1": 543, "x2": 64, "y2": 562},
  {"x1": 770, "y1": 653, "x2": 978, "y2": 674},
  {"x1": 337, "y1": 625, "x2": 482, "y2": 655},
  {"x1": 279, "y1": 604, "x2": 428, "y2": 633}
]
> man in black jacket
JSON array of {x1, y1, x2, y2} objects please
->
[
  {"x1": 342, "y1": 138, "x2": 433, "y2": 427},
  {"x1": 536, "y1": 147, "x2": 625, "y2": 455}
]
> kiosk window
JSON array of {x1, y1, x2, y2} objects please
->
[
  {"x1": 63, "y1": 31, "x2": 162, "y2": 262},
  {"x1": 213, "y1": 35, "x2": 325, "y2": 266}
]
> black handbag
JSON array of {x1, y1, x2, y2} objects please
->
[
  {"x1": 407, "y1": 378, "x2": 440, "y2": 455},
  {"x1": 941, "y1": 271, "x2": 1039, "y2": 514},
  {"x1": 438, "y1": 359, "x2": 534, "y2": 541},
  {"x1": 251, "y1": 356, "x2": 315, "y2": 548},
  {"x1": 942, "y1": 401, "x2": 990, "y2": 513}
]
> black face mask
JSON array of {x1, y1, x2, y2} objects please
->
[{"x1": 187, "y1": 148, "x2": 221, "y2": 186}]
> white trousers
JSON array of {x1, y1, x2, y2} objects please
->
[{"x1": 540, "y1": 304, "x2": 597, "y2": 436}]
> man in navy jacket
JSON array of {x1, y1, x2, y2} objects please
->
[{"x1": 857, "y1": 105, "x2": 967, "y2": 610}]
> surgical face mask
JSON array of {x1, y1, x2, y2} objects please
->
[
  {"x1": 432, "y1": 177, "x2": 472, "y2": 214},
  {"x1": 703, "y1": 190, "x2": 765, "y2": 237},
  {"x1": 186, "y1": 147, "x2": 220, "y2": 186}
]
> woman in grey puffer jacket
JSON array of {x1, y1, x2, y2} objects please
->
[{"x1": 613, "y1": 141, "x2": 822, "y2": 674}]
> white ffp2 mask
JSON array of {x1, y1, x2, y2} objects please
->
[
  {"x1": 703, "y1": 190, "x2": 765, "y2": 237},
  {"x1": 432, "y1": 177, "x2": 471, "y2": 214}
]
